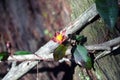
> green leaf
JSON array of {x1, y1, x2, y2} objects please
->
[
  {"x1": 75, "y1": 35, "x2": 84, "y2": 41},
  {"x1": 53, "y1": 44, "x2": 67, "y2": 61},
  {"x1": 73, "y1": 45, "x2": 92, "y2": 69},
  {"x1": 75, "y1": 35, "x2": 87, "y2": 44},
  {"x1": 14, "y1": 51, "x2": 32, "y2": 55},
  {"x1": 0, "y1": 54, "x2": 4, "y2": 60},
  {"x1": 0, "y1": 52, "x2": 9, "y2": 61},
  {"x1": 95, "y1": 0, "x2": 118, "y2": 28}
]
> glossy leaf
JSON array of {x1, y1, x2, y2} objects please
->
[
  {"x1": 73, "y1": 45, "x2": 92, "y2": 69},
  {"x1": 53, "y1": 44, "x2": 67, "y2": 61},
  {"x1": 95, "y1": 0, "x2": 118, "y2": 28},
  {"x1": 14, "y1": 51, "x2": 32, "y2": 55}
]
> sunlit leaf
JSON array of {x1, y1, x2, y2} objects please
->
[{"x1": 53, "y1": 44, "x2": 67, "y2": 61}]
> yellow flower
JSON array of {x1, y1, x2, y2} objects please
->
[
  {"x1": 56, "y1": 33, "x2": 63, "y2": 42},
  {"x1": 52, "y1": 32, "x2": 66, "y2": 44}
]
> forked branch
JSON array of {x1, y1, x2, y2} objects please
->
[{"x1": 2, "y1": 4, "x2": 99, "y2": 80}]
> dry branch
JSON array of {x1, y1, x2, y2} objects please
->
[
  {"x1": 95, "y1": 45, "x2": 120, "y2": 60},
  {"x1": 86, "y1": 36, "x2": 120, "y2": 51},
  {"x1": 2, "y1": 4, "x2": 98, "y2": 80}
]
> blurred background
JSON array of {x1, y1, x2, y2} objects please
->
[{"x1": 0, "y1": 0, "x2": 120, "y2": 80}]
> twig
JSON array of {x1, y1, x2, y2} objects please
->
[
  {"x1": 95, "y1": 45, "x2": 120, "y2": 61},
  {"x1": 86, "y1": 45, "x2": 111, "y2": 51},
  {"x1": 86, "y1": 36, "x2": 120, "y2": 51}
]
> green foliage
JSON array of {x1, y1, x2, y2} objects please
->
[
  {"x1": 14, "y1": 51, "x2": 32, "y2": 55},
  {"x1": 0, "y1": 52, "x2": 9, "y2": 61},
  {"x1": 53, "y1": 35, "x2": 87, "y2": 61},
  {"x1": 95, "y1": 0, "x2": 118, "y2": 28},
  {"x1": 53, "y1": 44, "x2": 68, "y2": 61},
  {"x1": 70, "y1": 35, "x2": 85, "y2": 41},
  {"x1": 75, "y1": 35, "x2": 85, "y2": 41},
  {"x1": 69, "y1": 34, "x2": 87, "y2": 45},
  {"x1": 70, "y1": 34, "x2": 92, "y2": 69},
  {"x1": 0, "y1": 51, "x2": 32, "y2": 61},
  {"x1": 72, "y1": 45, "x2": 92, "y2": 69}
]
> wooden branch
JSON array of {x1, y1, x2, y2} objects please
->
[
  {"x1": 86, "y1": 36, "x2": 120, "y2": 51},
  {"x1": 2, "y1": 4, "x2": 98, "y2": 80}
]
